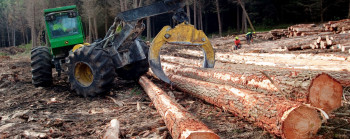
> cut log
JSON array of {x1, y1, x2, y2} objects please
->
[
  {"x1": 161, "y1": 62, "x2": 343, "y2": 113},
  {"x1": 320, "y1": 41, "x2": 326, "y2": 49},
  {"x1": 168, "y1": 74, "x2": 322, "y2": 139},
  {"x1": 138, "y1": 76, "x2": 219, "y2": 139},
  {"x1": 316, "y1": 36, "x2": 326, "y2": 44},
  {"x1": 172, "y1": 49, "x2": 350, "y2": 71},
  {"x1": 308, "y1": 73, "x2": 343, "y2": 113},
  {"x1": 310, "y1": 44, "x2": 316, "y2": 49},
  {"x1": 301, "y1": 45, "x2": 311, "y2": 50},
  {"x1": 103, "y1": 119, "x2": 120, "y2": 139}
]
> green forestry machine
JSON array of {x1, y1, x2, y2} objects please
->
[{"x1": 31, "y1": 0, "x2": 215, "y2": 97}]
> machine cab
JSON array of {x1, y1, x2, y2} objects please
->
[{"x1": 44, "y1": 5, "x2": 84, "y2": 57}]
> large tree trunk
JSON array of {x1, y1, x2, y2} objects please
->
[
  {"x1": 139, "y1": 76, "x2": 220, "y2": 139},
  {"x1": 167, "y1": 74, "x2": 322, "y2": 139},
  {"x1": 93, "y1": 17, "x2": 98, "y2": 40},
  {"x1": 161, "y1": 62, "x2": 343, "y2": 113},
  {"x1": 215, "y1": 0, "x2": 222, "y2": 37},
  {"x1": 193, "y1": 0, "x2": 197, "y2": 28},
  {"x1": 186, "y1": 0, "x2": 191, "y2": 24}
]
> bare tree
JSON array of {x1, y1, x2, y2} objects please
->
[
  {"x1": 198, "y1": 0, "x2": 203, "y2": 30},
  {"x1": 146, "y1": 0, "x2": 153, "y2": 40},
  {"x1": 186, "y1": 0, "x2": 191, "y2": 24},
  {"x1": 82, "y1": 0, "x2": 101, "y2": 42},
  {"x1": 193, "y1": 0, "x2": 197, "y2": 28},
  {"x1": 215, "y1": 0, "x2": 222, "y2": 36},
  {"x1": 348, "y1": 0, "x2": 350, "y2": 18}
]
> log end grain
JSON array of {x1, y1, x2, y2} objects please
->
[
  {"x1": 282, "y1": 105, "x2": 321, "y2": 139},
  {"x1": 308, "y1": 73, "x2": 343, "y2": 113}
]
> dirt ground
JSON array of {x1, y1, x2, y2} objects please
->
[{"x1": 0, "y1": 35, "x2": 350, "y2": 138}]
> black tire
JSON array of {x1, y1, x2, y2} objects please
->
[
  {"x1": 68, "y1": 45, "x2": 116, "y2": 97},
  {"x1": 31, "y1": 46, "x2": 53, "y2": 87},
  {"x1": 116, "y1": 41, "x2": 149, "y2": 80}
]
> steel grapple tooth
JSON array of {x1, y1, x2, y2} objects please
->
[{"x1": 148, "y1": 23, "x2": 215, "y2": 84}]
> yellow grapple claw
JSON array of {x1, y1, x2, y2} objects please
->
[{"x1": 149, "y1": 23, "x2": 215, "y2": 84}]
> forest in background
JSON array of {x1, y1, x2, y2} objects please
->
[{"x1": 0, "y1": 0, "x2": 349, "y2": 48}]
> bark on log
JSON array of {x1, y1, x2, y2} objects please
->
[
  {"x1": 138, "y1": 76, "x2": 219, "y2": 139},
  {"x1": 168, "y1": 74, "x2": 322, "y2": 139},
  {"x1": 161, "y1": 62, "x2": 343, "y2": 113},
  {"x1": 172, "y1": 49, "x2": 350, "y2": 71}
]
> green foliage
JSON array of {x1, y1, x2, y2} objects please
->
[
  {"x1": 0, "y1": 52, "x2": 8, "y2": 56},
  {"x1": 18, "y1": 43, "x2": 32, "y2": 53}
]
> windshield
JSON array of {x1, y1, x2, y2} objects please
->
[{"x1": 48, "y1": 14, "x2": 79, "y2": 38}]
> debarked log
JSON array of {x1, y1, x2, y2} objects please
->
[
  {"x1": 168, "y1": 74, "x2": 322, "y2": 139},
  {"x1": 138, "y1": 76, "x2": 219, "y2": 139},
  {"x1": 161, "y1": 62, "x2": 343, "y2": 113}
]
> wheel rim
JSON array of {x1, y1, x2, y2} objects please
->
[{"x1": 74, "y1": 62, "x2": 93, "y2": 87}]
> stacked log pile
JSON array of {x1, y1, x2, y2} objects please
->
[
  {"x1": 167, "y1": 74, "x2": 322, "y2": 139},
  {"x1": 161, "y1": 62, "x2": 343, "y2": 114},
  {"x1": 266, "y1": 19, "x2": 350, "y2": 41},
  {"x1": 323, "y1": 19, "x2": 350, "y2": 33},
  {"x1": 309, "y1": 33, "x2": 350, "y2": 53}
]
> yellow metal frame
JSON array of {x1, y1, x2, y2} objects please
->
[
  {"x1": 149, "y1": 23, "x2": 214, "y2": 64},
  {"x1": 72, "y1": 43, "x2": 90, "y2": 52}
]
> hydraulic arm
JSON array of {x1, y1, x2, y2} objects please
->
[{"x1": 101, "y1": 0, "x2": 215, "y2": 84}]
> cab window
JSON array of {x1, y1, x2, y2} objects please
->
[{"x1": 48, "y1": 14, "x2": 79, "y2": 38}]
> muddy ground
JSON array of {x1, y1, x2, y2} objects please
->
[{"x1": 0, "y1": 36, "x2": 350, "y2": 139}]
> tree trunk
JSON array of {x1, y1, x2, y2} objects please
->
[
  {"x1": 133, "y1": 0, "x2": 138, "y2": 8},
  {"x1": 124, "y1": 0, "x2": 128, "y2": 11},
  {"x1": 146, "y1": 0, "x2": 151, "y2": 40},
  {"x1": 22, "y1": 27, "x2": 26, "y2": 45},
  {"x1": 88, "y1": 17, "x2": 92, "y2": 43},
  {"x1": 139, "y1": 76, "x2": 220, "y2": 139},
  {"x1": 105, "y1": 3, "x2": 108, "y2": 34},
  {"x1": 186, "y1": 0, "x2": 191, "y2": 24},
  {"x1": 193, "y1": 0, "x2": 197, "y2": 28},
  {"x1": 31, "y1": 1, "x2": 37, "y2": 48},
  {"x1": 147, "y1": 17, "x2": 151, "y2": 40},
  {"x1": 320, "y1": 0, "x2": 324, "y2": 22},
  {"x1": 119, "y1": 0, "x2": 125, "y2": 11},
  {"x1": 162, "y1": 62, "x2": 343, "y2": 113},
  {"x1": 236, "y1": 4, "x2": 240, "y2": 33},
  {"x1": 215, "y1": 0, "x2": 222, "y2": 37},
  {"x1": 241, "y1": 0, "x2": 247, "y2": 33},
  {"x1": 198, "y1": 1, "x2": 203, "y2": 30},
  {"x1": 25, "y1": 29, "x2": 28, "y2": 45},
  {"x1": 138, "y1": 0, "x2": 143, "y2": 7},
  {"x1": 13, "y1": 29, "x2": 16, "y2": 47},
  {"x1": 167, "y1": 74, "x2": 322, "y2": 139},
  {"x1": 348, "y1": 0, "x2": 350, "y2": 18},
  {"x1": 94, "y1": 17, "x2": 98, "y2": 40},
  {"x1": 7, "y1": 24, "x2": 10, "y2": 47}
]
